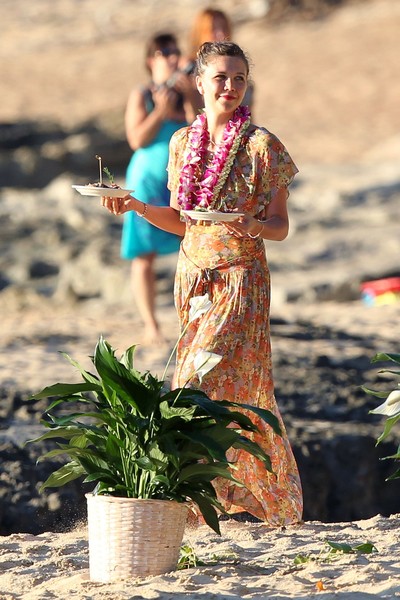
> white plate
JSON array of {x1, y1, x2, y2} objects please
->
[
  {"x1": 182, "y1": 210, "x2": 244, "y2": 222},
  {"x1": 72, "y1": 185, "x2": 134, "y2": 197}
]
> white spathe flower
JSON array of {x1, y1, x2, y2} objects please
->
[
  {"x1": 193, "y1": 351, "x2": 222, "y2": 383},
  {"x1": 189, "y1": 293, "x2": 212, "y2": 323},
  {"x1": 370, "y1": 388, "x2": 400, "y2": 417}
]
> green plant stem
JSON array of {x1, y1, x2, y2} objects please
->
[{"x1": 161, "y1": 337, "x2": 182, "y2": 382}]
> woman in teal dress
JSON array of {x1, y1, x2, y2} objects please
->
[{"x1": 121, "y1": 33, "x2": 197, "y2": 343}]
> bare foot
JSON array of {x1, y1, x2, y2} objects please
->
[{"x1": 142, "y1": 327, "x2": 167, "y2": 347}]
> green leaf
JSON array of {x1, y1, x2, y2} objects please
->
[
  {"x1": 102, "y1": 165, "x2": 115, "y2": 185},
  {"x1": 188, "y1": 491, "x2": 221, "y2": 535},
  {"x1": 354, "y1": 542, "x2": 378, "y2": 554},
  {"x1": 294, "y1": 554, "x2": 311, "y2": 564},
  {"x1": 45, "y1": 413, "x2": 97, "y2": 427},
  {"x1": 386, "y1": 468, "x2": 400, "y2": 480},
  {"x1": 25, "y1": 425, "x2": 85, "y2": 446},
  {"x1": 177, "y1": 463, "x2": 238, "y2": 484},
  {"x1": 149, "y1": 474, "x2": 171, "y2": 487},
  {"x1": 39, "y1": 461, "x2": 85, "y2": 491},
  {"x1": 134, "y1": 456, "x2": 158, "y2": 471},
  {"x1": 94, "y1": 337, "x2": 153, "y2": 415},
  {"x1": 31, "y1": 382, "x2": 101, "y2": 400},
  {"x1": 176, "y1": 428, "x2": 235, "y2": 462},
  {"x1": 381, "y1": 449, "x2": 400, "y2": 460},
  {"x1": 148, "y1": 442, "x2": 166, "y2": 457},
  {"x1": 159, "y1": 401, "x2": 197, "y2": 421},
  {"x1": 83, "y1": 471, "x2": 120, "y2": 485},
  {"x1": 60, "y1": 352, "x2": 101, "y2": 385},
  {"x1": 325, "y1": 540, "x2": 354, "y2": 553},
  {"x1": 45, "y1": 396, "x2": 93, "y2": 413},
  {"x1": 237, "y1": 403, "x2": 282, "y2": 437},
  {"x1": 210, "y1": 399, "x2": 273, "y2": 433},
  {"x1": 178, "y1": 545, "x2": 206, "y2": 569},
  {"x1": 325, "y1": 540, "x2": 378, "y2": 555},
  {"x1": 120, "y1": 344, "x2": 138, "y2": 371},
  {"x1": 174, "y1": 390, "x2": 233, "y2": 418},
  {"x1": 376, "y1": 414, "x2": 400, "y2": 444},
  {"x1": 371, "y1": 352, "x2": 400, "y2": 365},
  {"x1": 233, "y1": 436, "x2": 273, "y2": 473},
  {"x1": 36, "y1": 447, "x2": 81, "y2": 461},
  {"x1": 362, "y1": 386, "x2": 390, "y2": 399},
  {"x1": 105, "y1": 432, "x2": 125, "y2": 455},
  {"x1": 76, "y1": 457, "x2": 117, "y2": 485}
]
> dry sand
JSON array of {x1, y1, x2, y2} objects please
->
[{"x1": 0, "y1": 515, "x2": 399, "y2": 599}]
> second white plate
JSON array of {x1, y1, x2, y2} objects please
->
[
  {"x1": 72, "y1": 185, "x2": 134, "y2": 197},
  {"x1": 182, "y1": 210, "x2": 244, "y2": 222}
]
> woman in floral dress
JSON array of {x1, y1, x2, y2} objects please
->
[{"x1": 102, "y1": 41, "x2": 303, "y2": 526}]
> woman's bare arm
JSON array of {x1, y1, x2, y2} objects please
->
[
  {"x1": 125, "y1": 87, "x2": 180, "y2": 150},
  {"x1": 259, "y1": 187, "x2": 289, "y2": 241},
  {"x1": 101, "y1": 194, "x2": 186, "y2": 237}
]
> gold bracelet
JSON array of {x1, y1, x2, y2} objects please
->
[
  {"x1": 248, "y1": 222, "x2": 264, "y2": 238},
  {"x1": 136, "y1": 202, "x2": 148, "y2": 218}
]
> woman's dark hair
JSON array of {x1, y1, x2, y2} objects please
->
[{"x1": 196, "y1": 41, "x2": 250, "y2": 76}]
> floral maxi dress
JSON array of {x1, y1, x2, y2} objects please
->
[{"x1": 168, "y1": 125, "x2": 303, "y2": 526}]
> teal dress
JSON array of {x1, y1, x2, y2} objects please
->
[{"x1": 121, "y1": 89, "x2": 184, "y2": 259}]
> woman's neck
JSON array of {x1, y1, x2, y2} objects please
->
[{"x1": 205, "y1": 111, "x2": 234, "y2": 145}]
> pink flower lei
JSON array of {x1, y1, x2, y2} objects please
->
[{"x1": 177, "y1": 106, "x2": 251, "y2": 211}]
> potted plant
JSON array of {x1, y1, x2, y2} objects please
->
[{"x1": 28, "y1": 294, "x2": 281, "y2": 581}]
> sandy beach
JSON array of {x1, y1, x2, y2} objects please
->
[{"x1": 0, "y1": 515, "x2": 399, "y2": 599}]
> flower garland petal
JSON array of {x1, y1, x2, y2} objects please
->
[{"x1": 178, "y1": 106, "x2": 251, "y2": 211}]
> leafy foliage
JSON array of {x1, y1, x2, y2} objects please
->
[
  {"x1": 177, "y1": 545, "x2": 205, "y2": 569},
  {"x1": 294, "y1": 539, "x2": 378, "y2": 564},
  {"x1": 27, "y1": 336, "x2": 281, "y2": 534},
  {"x1": 363, "y1": 352, "x2": 400, "y2": 480},
  {"x1": 103, "y1": 166, "x2": 115, "y2": 185}
]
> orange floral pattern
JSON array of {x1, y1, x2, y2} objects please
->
[{"x1": 168, "y1": 125, "x2": 303, "y2": 526}]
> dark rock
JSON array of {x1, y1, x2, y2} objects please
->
[
  {"x1": 29, "y1": 260, "x2": 59, "y2": 279},
  {"x1": 0, "y1": 441, "x2": 87, "y2": 535},
  {"x1": 292, "y1": 427, "x2": 400, "y2": 522},
  {"x1": 0, "y1": 272, "x2": 10, "y2": 291},
  {"x1": 0, "y1": 121, "x2": 66, "y2": 150},
  {"x1": 0, "y1": 117, "x2": 130, "y2": 190}
]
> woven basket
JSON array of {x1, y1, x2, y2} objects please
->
[{"x1": 86, "y1": 494, "x2": 188, "y2": 582}]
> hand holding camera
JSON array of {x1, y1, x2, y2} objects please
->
[{"x1": 152, "y1": 85, "x2": 181, "y2": 120}]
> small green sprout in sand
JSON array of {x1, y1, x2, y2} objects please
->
[
  {"x1": 177, "y1": 545, "x2": 240, "y2": 569},
  {"x1": 177, "y1": 545, "x2": 205, "y2": 569},
  {"x1": 103, "y1": 166, "x2": 115, "y2": 185},
  {"x1": 294, "y1": 540, "x2": 378, "y2": 565},
  {"x1": 95, "y1": 155, "x2": 116, "y2": 186}
]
